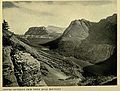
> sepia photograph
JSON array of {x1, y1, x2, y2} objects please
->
[{"x1": 2, "y1": 0, "x2": 117, "y2": 87}]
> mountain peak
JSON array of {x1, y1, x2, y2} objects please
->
[
  {"x1": 71, "y1": 20, "x2": 81, "y2": 25},
  {"x1": 70, "y1": 19, "x2": 93, "y2": 29},
  {"x1": 62, "y1": 19, "x2": 91, "y2": 40},
  {"x1": 79, "y1": 19, "x2": 89, "y2": 22}
]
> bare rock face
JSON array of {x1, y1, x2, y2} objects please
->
[
  {"x1": 3, "y1": 46, "x2": 19, "y2": 87},
  {"x1": 12, "y1": 51, "x2": 46, "y2": 86}
]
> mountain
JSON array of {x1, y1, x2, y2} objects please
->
[
  {"x1": 55, "y1": 19, "x2": 95, "y2": 57},
  {"x1": 25, "y1": 26, "x2": 48, "y2": 35},
  {"x1": 25, "y1": 26, "x2": 65, "y2": 35},
  {"x1": 62, "y1": 19, "x2": 93, "y2": 39},
  {"x1": 43, "y1": 14, "x2": 117, "y2": 64},
  {"x1": 41, "y1": 14, "x2": 117, "y2": 78},
  {"x1": 74, "y1": 14, "x2": 117, "y2": 63}
]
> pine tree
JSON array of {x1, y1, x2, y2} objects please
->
[{"x1": 2, "y1": 20, "x2": 9, "y2": 30}]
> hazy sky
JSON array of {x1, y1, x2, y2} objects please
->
[{"x1": 3, "y1": 0, "x2": 117, "y2": 34}]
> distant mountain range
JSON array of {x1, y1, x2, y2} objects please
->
[{"x1": 25, "y1": 25, "x2": 65, "y2": 35}]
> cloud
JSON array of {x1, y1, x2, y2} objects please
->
[
  {"x1": 33, "y1": 0, "x2": 117, "y2": 5},
  {"x1": 54, "y1": 1, "x2": 116, "y2": 6},
  {"x1": 3, "y1": 0, "x2": 116, "y2": 9},
  {"x1": 3, "y1": 2, "x2": 19, "y2": 8},
  {"x1": 16, "y1": 4, "x2": 55, "y2": 17},
  {"x1": 76, "y1": 1, "x2": 115, "y2": 6},
  {"x1": 15, "y1": 1, "x2": 32, "y2": 3},
  {"x1": 22, "y1": 0, "x2": 116, "y2": 6}
]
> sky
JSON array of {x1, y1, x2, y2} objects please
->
[{"x1": 3, "y1": 0, "x2": 117, "y2": 34}]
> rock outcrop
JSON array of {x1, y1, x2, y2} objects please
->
[
  {"x1": 3, "y1": 46, "x2": 19, "y2": 87},
  {"x1": 12, "y1": 51, "x2": 46, "y2": 86}
]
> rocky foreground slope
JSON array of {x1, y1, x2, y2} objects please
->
[{"x1": 3, "y1": 29, "x2": 85, "y2": 86}]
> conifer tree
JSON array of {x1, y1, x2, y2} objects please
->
[{"x1": 2, "y1": 20, "x2": 9, "y2": 30}]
